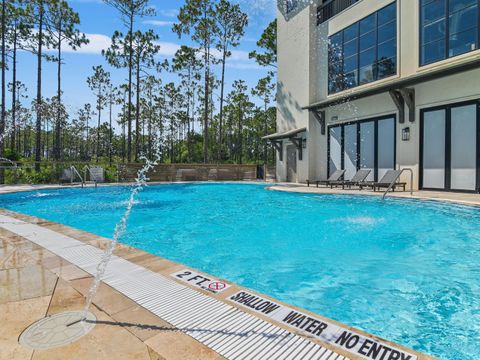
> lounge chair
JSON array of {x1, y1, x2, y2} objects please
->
[
  {"x1": 306, "y1": 169, "x2": 345, "y2": 188},
  {"x1": 360, "y1": 170, "x2": 406, "y2": 192},
  {"x1": 329, "y1": 169, "x2": 371, "y2": 189}
]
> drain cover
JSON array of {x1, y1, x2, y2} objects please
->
[{"x1": 19, "y1": 311, "x2": 96, "y2": 350}]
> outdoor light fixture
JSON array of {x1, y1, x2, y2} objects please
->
[{"x1": 402, "y1": 127, "x2": 410, "y2": 141}]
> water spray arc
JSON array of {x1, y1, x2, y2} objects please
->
[{"x1": 19, "y1": 134, "x2": 162, "y2": 349}]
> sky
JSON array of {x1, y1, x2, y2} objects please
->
[{"x1": 11, "y1": 0, "x2": 276, "y2": 128}]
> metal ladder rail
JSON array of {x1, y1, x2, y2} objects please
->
[
  {"x1": 382, "y1": 168, "x2": 414, "y2": 200},
  {"x1": 83, "y1": 165, "x2": 98, "y2": 188},
  {"x1": 0, "y1": 157, "x2": 18, "y2": 183},
  {"x1": 70, "y1": 165, "x2": 85, "y2": 188}
]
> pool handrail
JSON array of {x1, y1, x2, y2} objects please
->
[
  {"x1": 0, "y1": 157, "x2": 19, "y2": 183},
  {"x1": 70, "y1": 165, "x2": 85, "y2": 188},
  {"x1": 382, "y1": 168, "x2": 413, "y2": 200}
]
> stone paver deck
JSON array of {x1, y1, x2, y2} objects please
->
[{"x1": 269, "y1": 183, "x2": 480, "y2": 207}]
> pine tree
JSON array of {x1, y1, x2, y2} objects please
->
[
  {"x1": 173, "y1": 0, "x2": 218, "y2": 163},
  {"x1": 50, "y1": 0, "x2": 88, "y2": 161},
  {"x1": 102, "y1": 0, "x2": 155, "y2": 163},
  {"x1": 214, "y1": 0, "x2": 247, "y2": 161},
  {"x1": 87, "y1": 65, "x2": 111, "y2": 163}
]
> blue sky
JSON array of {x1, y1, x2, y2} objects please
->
[{"x1": 12, "y1": 0, "x2": 276, "y2": 127}]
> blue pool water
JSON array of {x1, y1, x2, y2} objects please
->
[{"x1": 1, "y1": 183, "x2": 479, "y2": 359}]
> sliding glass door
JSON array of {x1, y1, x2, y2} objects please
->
[
  {"x1": 421, "y1": 101, "x2": 479, "y2": 192},
  {"x1": 359, "y1": 121, "x2": 375, "y2": 181},
  {"x1": 451, "y1": 105, "x2": 477, "y2": 191},
  {"x1": 328, "y1": 115, "x2": 396, "y2": 181},
  {"x1": 329, "y1": 126, "x2": 342, "y2": 176},
  {"x1": 344, "y1": 124, "x2": 358, "y2": 179},
  {"x1": 378, "y1": 118, "x2": 395, "y2": 180},
  {"x1": 422, "y1": 109, "x2": 446, "y2": 189}
]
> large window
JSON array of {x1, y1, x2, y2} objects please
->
[
  {"x1": 328, "y1": 116, "x2": 396, "y2": 181},
  {"x1": 328, "y1": 2, "x2": 397, "y2": 94},
  {"x1": 420, "y1": 101, "x2": 480, "y2": 192},
  {"x1": 420, "y1": 0, "x2": 479, "y2": 65}
]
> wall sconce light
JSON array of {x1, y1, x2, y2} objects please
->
[
  {"x1": 302, "y1": 139, "x2": 307, "y2": 148},
  {"x1": 402, "y1": 127, "x2": 410, "y2": 141}
]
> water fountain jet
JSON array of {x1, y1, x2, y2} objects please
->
[{"x1": 19, "y1": 136, "x2": 162, "y2": 350}]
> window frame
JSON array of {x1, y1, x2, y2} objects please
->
[
  {"x1": 419, "y1": 0, "x2": 480, "y2": 66},
  {"x1": 327, "y1": 1, "x2": 398, "y2": 95},
  {"x1": 286, "y1": 0, "x2": 298, "y2": 14},
  {"x1": 327, "y1": 114, "x2": 397, "y2": 182}
]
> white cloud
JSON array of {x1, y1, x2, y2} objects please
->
[
  {"x1": 42, "y1": 32, "x2": 256, "y2": 73},
  {"x1": 158, "y1": 8, "x2": 178, "y2": 18},
  {"x1": 64, "y1": 33, "x2": 112, "y2": 54},
  {"x1": 143, "y1": 20, "x2": 174, "y2": 27},
  {"x1": 54, "y1": 33, "x2": 180, "y2": 57},
  {"x1": 226, "y1": 62, "x2": 263, "y2": 70},
  {"x1": 156, "y1": 41, "x2": 181, "y2": 57}
]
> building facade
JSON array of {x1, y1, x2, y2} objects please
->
[{"x1": 271, "y1": 0, "x2": 480, "y2": 192}]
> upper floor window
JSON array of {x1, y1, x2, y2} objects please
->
[
  {"x1": 286, "y1": 0, "x2": 298, "y2": 14},
  {"x1": 420, "y1": 0, "x2": 479, "y2": 65},
  {"x1": 328, "y1": 2, "x2": 397, "y2": 94}
]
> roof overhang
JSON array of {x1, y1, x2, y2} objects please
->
[
  {"x1": 303, "y1": 57, "x2": 480, "y2": 111},
  {"x1": 262, "y1": 127, "x2": 307, "y2": 141}
]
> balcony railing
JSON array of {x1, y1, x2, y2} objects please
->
[{"x1": 317, "y1": 0, "x2": 359, "y2": 25}]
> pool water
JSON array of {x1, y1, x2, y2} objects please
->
[{"x1": 1, "y1": 183, "x2": 479, "y2": 359}]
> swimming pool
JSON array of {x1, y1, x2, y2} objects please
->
[{"x1": 1, "y1": 183, "x2": 479, "y2": 359}]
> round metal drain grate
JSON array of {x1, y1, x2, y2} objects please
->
[{"x1": 19, "y1": 311, "x2": 96, "y2": 350}]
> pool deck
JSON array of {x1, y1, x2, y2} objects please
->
[
  {"x1": 269, "y1": 182, "x2": 480, "y2": 207},
  {"x1": 0, "y1": 204, "x2": 436, "y2": 359}
]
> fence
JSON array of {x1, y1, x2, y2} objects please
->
[
  {"x1": 118, "y1": 164, "x2": 264, "y2": 182},
  {"x1": 0, "y1": 161, "x2": 276, "y2": 185}
]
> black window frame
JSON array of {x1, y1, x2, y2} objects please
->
[
  {"x1": 419, "y1": 99, "x2": 480, "y2": 193},
  {"x1": 286, "y1": 0, "x2": 298, "y2": 14},
  {"x1": 419, "y1": 0, "x2": 480, "y2": 66},
  {"x1": 327, "y1": 114, "x2": 397, "y2": 182},
  {"x1": 327, "y1": 1, "x2": 398, "y2": 95}
]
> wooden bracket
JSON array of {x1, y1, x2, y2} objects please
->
[
  {"x1": 399, "y1": 88, "x2": 415, "y2": 123},
  {"x1": 390, "y1": 88, "x2": 415, "y2": 124},
  {"x1": 311, "y1": 110, "x2": 326, "y2": 135},
  {"x1": 389, "y1": 89, "x2": 405, "y2": 124},
  {"x1": 289, "y1": 137, "x2": 303, "y2": 160},
  {"x1": 270, "y1": 140, "x2": 283, "y2": 161}
]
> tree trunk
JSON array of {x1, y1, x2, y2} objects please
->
[
  {"x1": 10, "y1": 22, "x2": 17, "y2": 152},
  {"x1": 127, "y1": 16, "x2": 133, "y2": 162},
  {"x1": 0, "y1": 0, "x2": 6, "y2": 183},
  {"x1": 109, "y1": 95, "x2": 112, "y2": 165},
  {"x1": 203, "y1": 46, "x2": 209, "y2": 164},
  {"x1": 217, "y1": 41, "x2": 227, "y2": 163},
  {"x1": 134, "y1": 59, "x2": 140, "y2": 161},
  {"x1": 35, "y1": 1, "x2": 44, "y2": 172},
  {"x1": 239, "y1": 109, "x2": 243, "y2": 164},
  {"x1": 147, "y1": 88, "x2": 152, "y2": 158},
  {"x1": 264, "y1": 100, "x2": 268, "y2": 164},
  {"x1": 96, "y1": 91, "x2": 101, "y2": 163},
  {"x1": 85, "y1": 117, "x2": 89, "y2": 159},
  {"x1": 55, "y1": 23, "x2": 62, "y2": 161}
]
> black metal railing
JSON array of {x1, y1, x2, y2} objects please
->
[{"x1": 317, "y1": 0, "x2": 359, "y2": 25}]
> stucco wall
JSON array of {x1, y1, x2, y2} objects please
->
[{"x1": 276, "y1": 0, "x2": 480, "y2": 187}]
